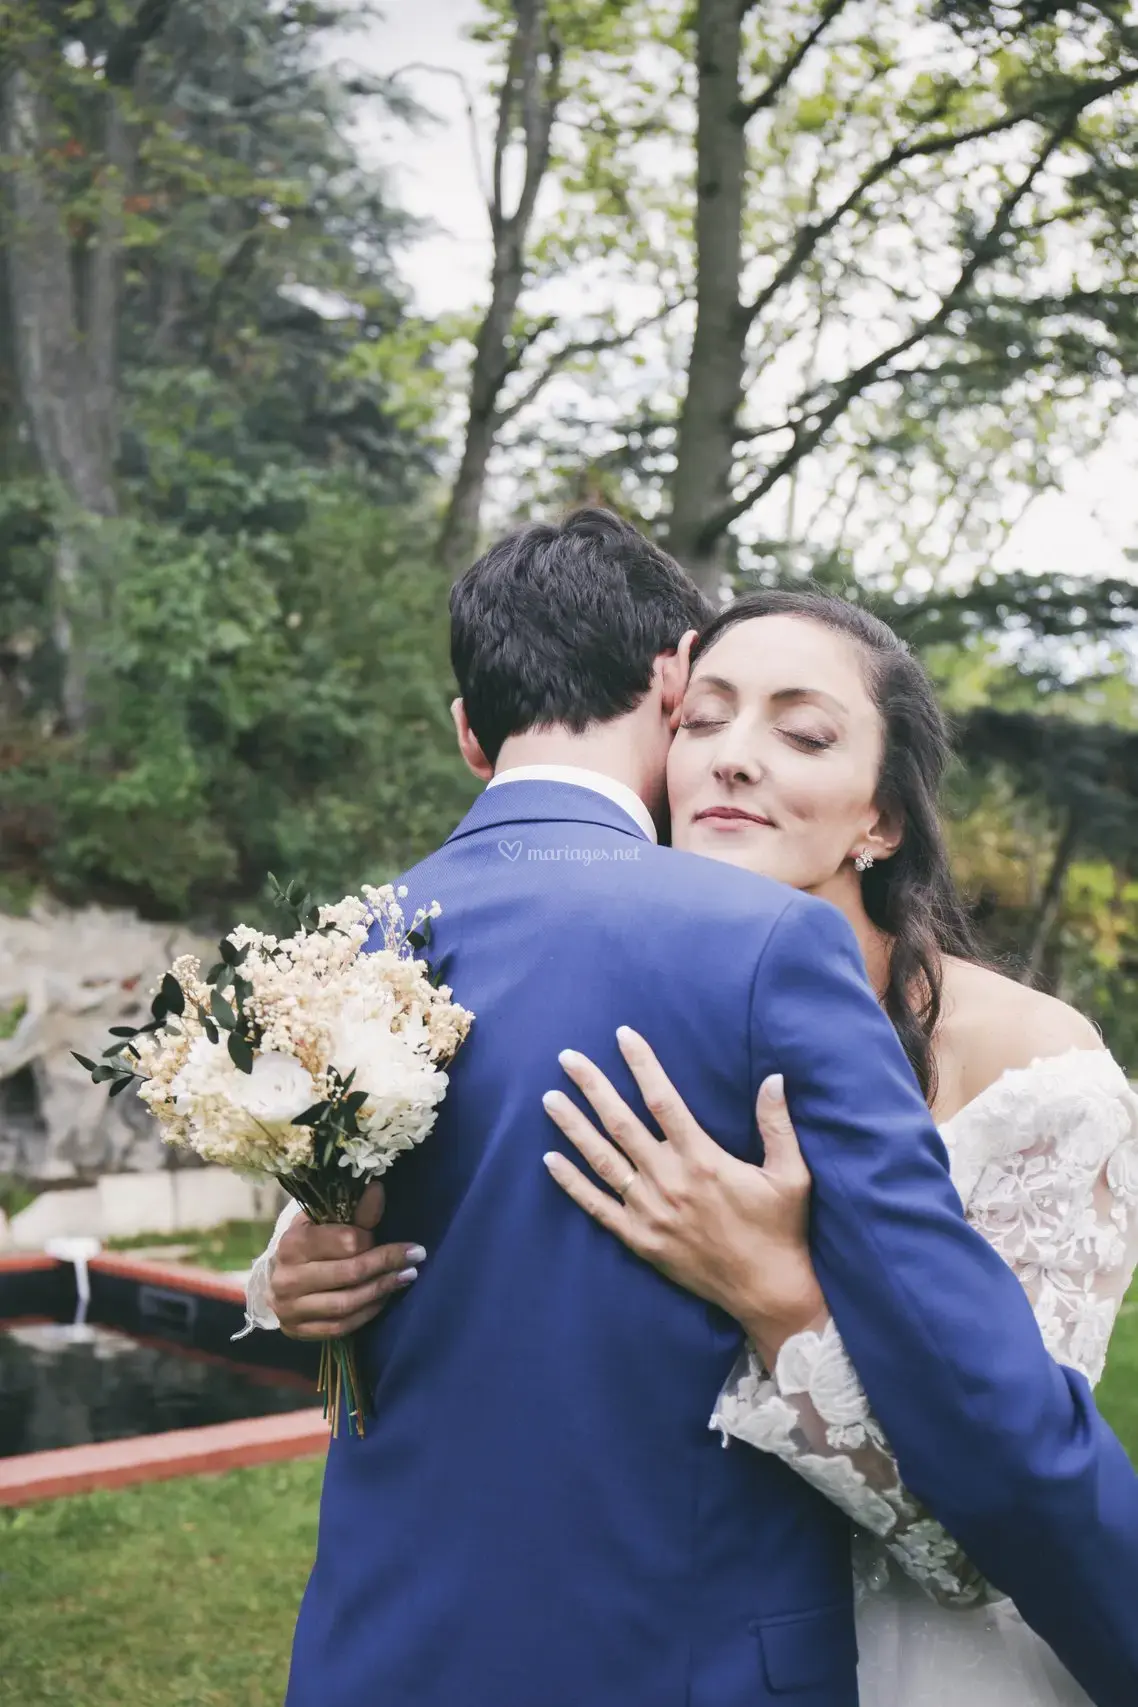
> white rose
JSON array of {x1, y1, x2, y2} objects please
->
[
  {"x1": 230, "y1": 1051, "x2": 317, "y2": 1126},
  {"x1": 330, "y1": 1013, "x2": 401, "y2": 1093},
  {"x1": 169, "y1": 1035, "x2": 241, "y2": 1114}
]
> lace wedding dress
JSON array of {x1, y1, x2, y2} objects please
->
[{"x1": 711, "y1": 1047, "x2": 1138, "y2": 1707}]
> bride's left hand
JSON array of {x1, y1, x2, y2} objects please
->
[{"x1": 542, "y1": 1027, "x2": 827, "y2": 1362}]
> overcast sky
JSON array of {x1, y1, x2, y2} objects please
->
[{"x1": 343, "y1": 2, "x2": 1137, "y2": 582}]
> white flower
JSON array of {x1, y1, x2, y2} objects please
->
[
  {"x1": 229, "y1": 1051, "x2": 317, "y2": 1126},
  {"x1": 169, "y1": 1036, "x2": 241, "y2": 1114},
  {"x1": 330, "y1": 1006, "x2": 402, "y2": 1087}
]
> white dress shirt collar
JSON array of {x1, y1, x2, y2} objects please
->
[{"x1": 486, "y1": 764, "x2": 657, "y2": 843}]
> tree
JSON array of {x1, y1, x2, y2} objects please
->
[
  {"x1": 1, "y1": 0, "x2": 177, "y2": 727},
  {"x1": 434, "y1": 0, "x2": 562, "y2": 578},
  {"x1": 0, "y1": 0, "x2": 472, "y2": 921},
  {"x1": 450, "y1": 0, "x2": 1138, "y2": 593}
]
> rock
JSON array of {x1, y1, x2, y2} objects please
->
[
  {"x1": 0, "y1": 900, "x2": 214, "y2": 1179},
  {"x1": 8, "y1": 1168, "x2": 286, "y2": 1246}
]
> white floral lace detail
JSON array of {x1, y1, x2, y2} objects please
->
[
  {"x1": 710, "y1": 1048, "x2": 1138, "y2": 1610},
  {"x1": 238, "y1": 1197, "x2": 301, "y2": 1336}
]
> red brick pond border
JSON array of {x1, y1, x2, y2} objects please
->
[{"x1": 0, "y1": 1251, "x2": 328, "y2": 1506}]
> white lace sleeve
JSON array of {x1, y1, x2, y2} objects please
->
[
  {"x1": 235, "y1": 1197, "x2": 303, "y2": 1336},
  {"x1": 710, "y1": 1048, "x2": 1138, "y2": 1608}
]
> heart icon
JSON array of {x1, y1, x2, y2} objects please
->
[{"x1": 498, "y1": 839, "x2": 522, "y2": 861}]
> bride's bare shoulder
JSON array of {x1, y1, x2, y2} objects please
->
[{"x1": 936, "y1": 958, "x2": 1104, "y2": 1113}]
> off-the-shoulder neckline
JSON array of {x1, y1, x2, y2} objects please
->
[{"x1": 937, "y1": 1045, "x2": 1130, "y2": 1137}]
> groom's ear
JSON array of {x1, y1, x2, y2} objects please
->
[
  {"x1": 659, "y1": 629, "x2": 698, "y2": 730},
  {"x1": 451, "y1": 697, "x2": 494, "y2": 781}
]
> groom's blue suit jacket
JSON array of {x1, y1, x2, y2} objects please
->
[{"x1": 287, "y1": 781, "x2": 1138, "y2": 1707}]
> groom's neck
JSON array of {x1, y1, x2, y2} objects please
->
[{"x1": 494, "y1": 722, "x2": 663, "y2": 818}]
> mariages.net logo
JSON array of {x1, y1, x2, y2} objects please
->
[{"x1": 497, "y1": 840, "x2": 642, "y2": 865}]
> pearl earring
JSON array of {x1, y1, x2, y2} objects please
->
[{"x1": 855, "y1": 850, "x2": 875, "y2": 873}]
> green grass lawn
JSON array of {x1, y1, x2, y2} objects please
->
[
  {"x1": 105, "y1": 1219, "x2": 279, "y2": 1273},
  {"x1": 1, "y1": 1285, "x2": 1136, "y2": 1707},
  {"x1": 0, "y1": 1459, "x2": 322, "y2": 1707}
]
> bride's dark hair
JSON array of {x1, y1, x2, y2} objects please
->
[{"x1": 689, "y1": 588, "x2": 983, "y2": 1107}]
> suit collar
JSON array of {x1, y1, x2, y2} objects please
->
[
  {"x1": 445, "y1": 778, "x2": 654, "y2": 846},
  {"x1": 485, "y1": 765, "x2": 657, "y2": 842}
]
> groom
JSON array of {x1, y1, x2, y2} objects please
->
[{"x1": 260, "y1": 510, "x2": 1138, "y2": 1707}]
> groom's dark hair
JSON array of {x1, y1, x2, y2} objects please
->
[{"x1": 450, "y1": 508, "x2": 712, "y2": 763}]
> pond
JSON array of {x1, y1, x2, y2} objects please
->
[{"x1": 0, "y1": 1259, "x2": 319, "y2": 1459}]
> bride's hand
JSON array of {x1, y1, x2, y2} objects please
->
[{"x1": 542, "y1": 1027, "x2": 827, "y2": 1364}]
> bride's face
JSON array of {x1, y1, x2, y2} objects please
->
[{"x1": 667, "y1": 614, "x2": 896, "y2": 893}]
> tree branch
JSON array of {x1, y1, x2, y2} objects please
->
[
  {"x1": 710, "y1": 105, "x2": 1096, "y2": 541},
  {"x1": 743, "y1": 66, "x2": 1138, "y2": 332},
  {"x1": 387, "y1": 63, "x2": 490, "y2": 211},
  {"x1": 493, "y1": 300, "x2": 684, "y2": 429},
  {"x1": 743, "y1": 0, "x2": 852, "y2": 120}
]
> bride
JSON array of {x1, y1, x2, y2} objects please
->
[
  {"x1": 537, "y1": 588, "x2": 1138, "y2": 1707},
  {"x1": 250, "y1": 583, "x2": 1138, "y2": 1704}
]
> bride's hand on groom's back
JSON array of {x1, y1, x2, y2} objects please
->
[
  {"x1": 542, "y1": 1030, "x2": 828, "y2": 1367},
  {"x1": 269, "y1": 1181, "x2": 427, "y2": 1340}
]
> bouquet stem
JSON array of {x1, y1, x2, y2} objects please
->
[
  {"x1": 285, "y1": 1173, "x2": 374, "y2": 1440},
  {"x1": 317, "y1": 1334, "x2": 369, "y2": 1439}
]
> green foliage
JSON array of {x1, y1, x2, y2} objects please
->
[{"x1": 1, "y1": 483, "x2": 474, "y2": 917}]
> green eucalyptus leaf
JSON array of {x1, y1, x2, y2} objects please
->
[
  {"x1": 161, "y1": 973, "x2": 185, "y2": 1015},
  {"x1": 203, "y1": 1018, "x2": 219, "y2": 1046},
  {"x1": 291, "y1": 1100, "x2": 329, "y2": 1127},
  {"x1": 227, "y1": 1031, "x2": 254, "y2": 1073},
  {"x1": 211, "y1": 991, "x2": 237, "y2": 1030},
  {"x1": 109, "y1": 1076, "x2": 135, "y2": 1098},
  {"x1": 72, "y1": 1053, "x2": 99, "y2": 1073}
]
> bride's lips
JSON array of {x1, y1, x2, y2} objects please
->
[{"x1": 692, "y1": 806, "x2": 775, "y2": 829}]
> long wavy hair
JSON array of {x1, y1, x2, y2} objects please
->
[{"x1": 689, "y1": 588, "x2": 982, "y2": 1107}]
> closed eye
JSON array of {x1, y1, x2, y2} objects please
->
[
  {"x1": 679, "y1": 717, "x2": 726, "y2": 732},
  {"x1": 779, "y1": 730, "x2": 831, "y2": 751}
]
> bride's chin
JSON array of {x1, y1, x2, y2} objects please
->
[{"x1": 681, "y1": 834, "x2": 779, "y2": 879}]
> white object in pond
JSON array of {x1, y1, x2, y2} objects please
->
[{"x1": 44, "y1": 1235, "x2": 103, "y2": 1327}]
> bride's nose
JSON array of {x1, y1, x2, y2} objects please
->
[{"x1": 711, "y1": 725, "x2": 763, "y2": 787}]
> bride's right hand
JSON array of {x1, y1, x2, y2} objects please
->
[
  {"x1": 542, "y1": 1029, "x2": 829, "y2": 1365},
  {"x1": 269, "y1": 1182, "x2": 426, "y2": 1340}
]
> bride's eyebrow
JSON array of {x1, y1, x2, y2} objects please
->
[
  {"x1": 770, "y1": 686, "x2": 849, "y2": 716},
  {"x1": 687, "y1": 672, "x2": 736, "y2": 698}
]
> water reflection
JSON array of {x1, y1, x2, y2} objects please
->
[{"x1": 0, "y1": 1322, "x2": 315, "y2": 1457}]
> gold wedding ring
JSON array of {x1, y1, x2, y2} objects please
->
[{"x1": 618, "y1": 1168, "x2": 638, "y2": 1199}]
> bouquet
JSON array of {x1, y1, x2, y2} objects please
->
[{"x1": 74, "y1": 877, "x2": 473, "y2": 1436}]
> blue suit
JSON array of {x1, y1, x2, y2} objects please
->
[{"x1": 286, "y1": 780, "x2": 1138, "y2": 1707}]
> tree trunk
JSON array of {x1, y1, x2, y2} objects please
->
[
  {"x1": 1021, "y1": 810, "x2": 1079, "y2": 988},
  {"x1": 665, "y1": 0, "x2": 750, "y2": 598},
  {"x1": 437, "y1": 224, "x2": 529, "y2": 578},
  {"x1": 2, "y1": 65, "x2": 123, "y2": 731},
  {"x1": 437, "y1": 0, "x2": 560, "y2": 581}
]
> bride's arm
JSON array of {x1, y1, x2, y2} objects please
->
[
  {"x1": 711, "y1": 1047, "x2": 1138, "y2": 1606},
  {"x1": 544, "y1": 1031, "x2": 1138, "y2": 1610}
]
